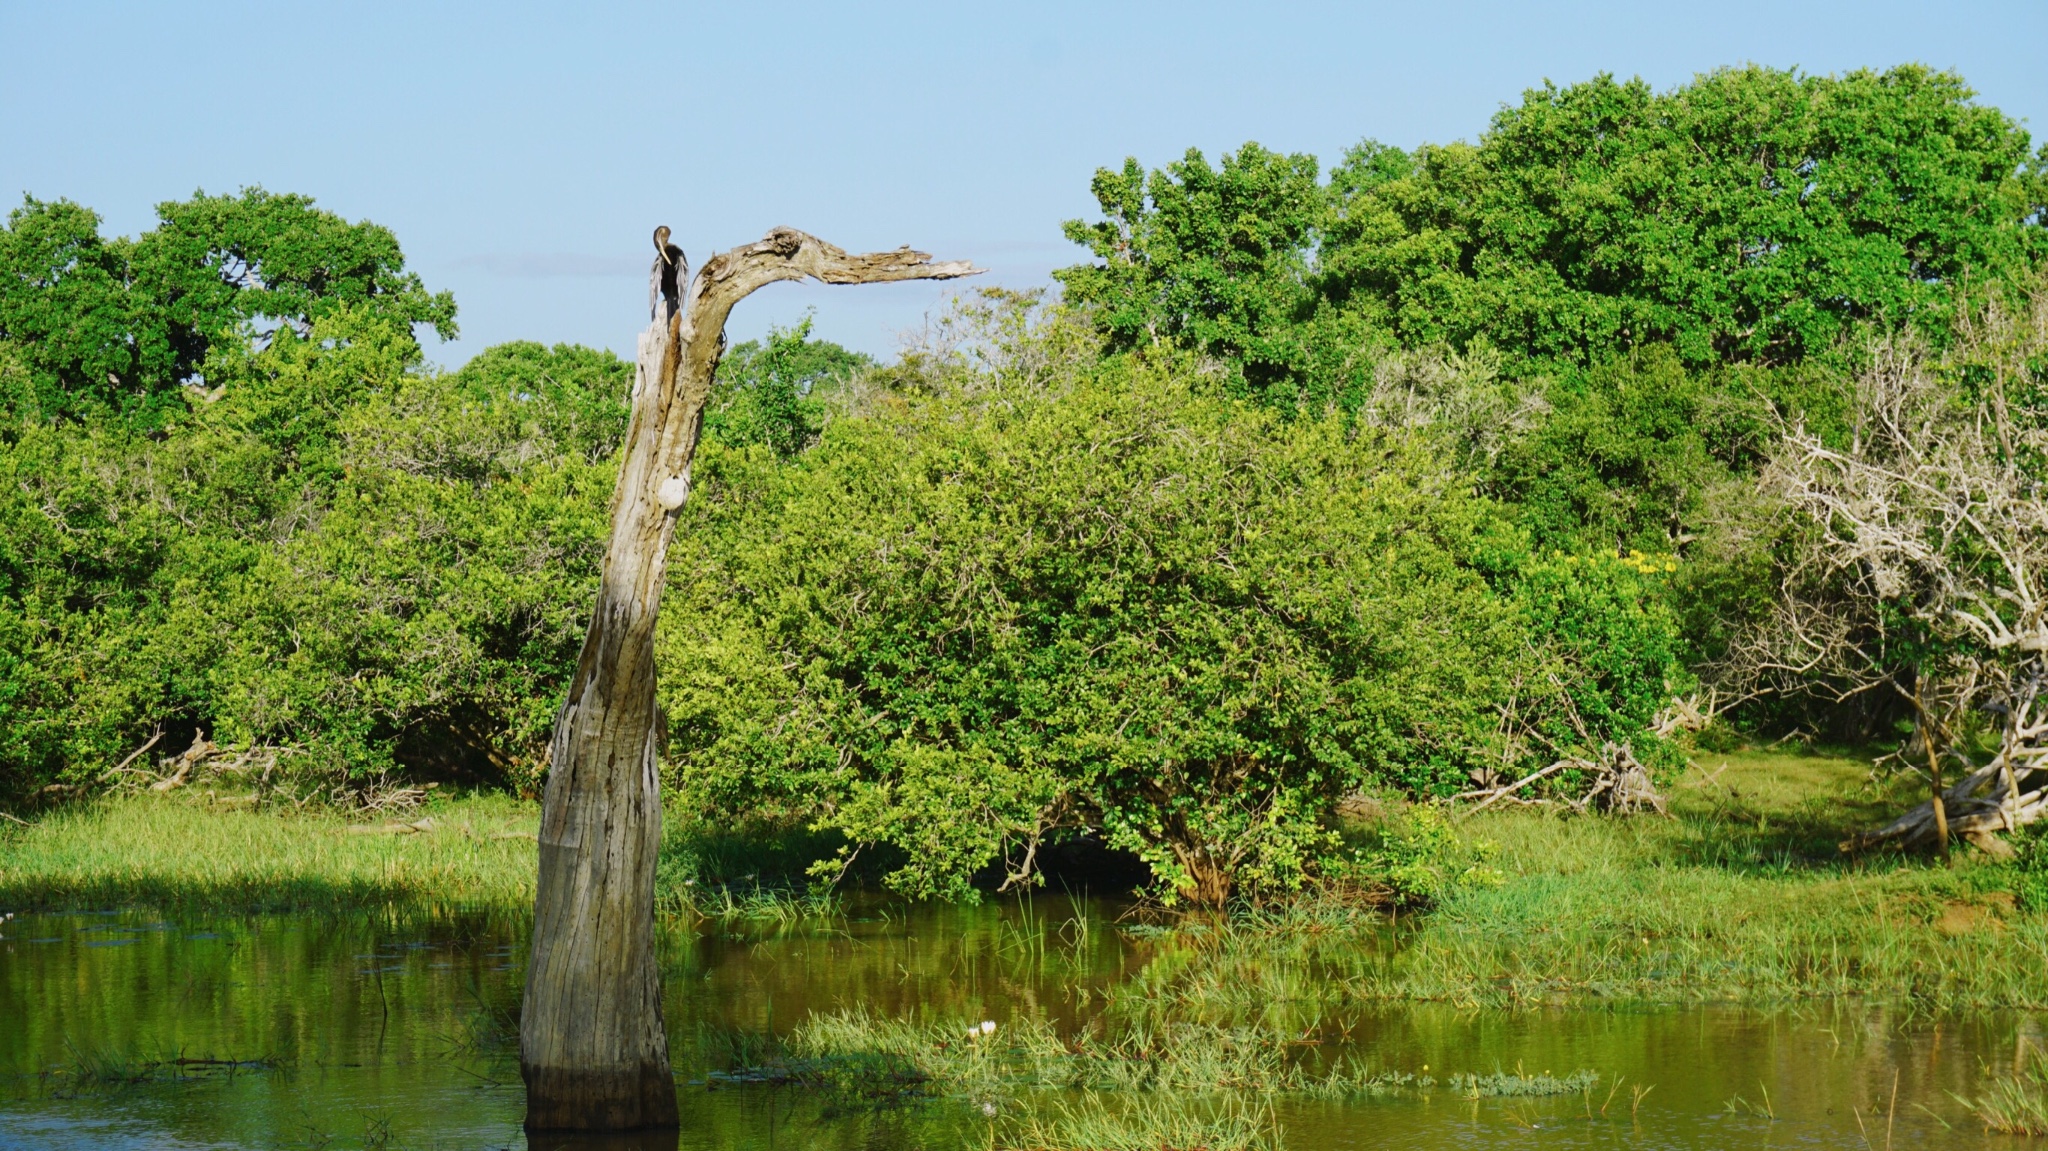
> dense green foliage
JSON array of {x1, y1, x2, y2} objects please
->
[
  {"x1": 663, "y1": 355, "x2": 1513, "y2": 901},
  {"x1": 658, "y1": 317, "x2": 1684, "y2": 903},
  {"x1": 1321, "y1": 65, "x2": 2045, "y2": 373},
  {"x1": 1061, "y1": 65, "x2": 2046, "y2": 402},
  {"x1": 0, "y1": 317, "x2": 623, "y2": 801},
  {"x1": 0, "y1": 189, "x2": 457, "y2": 427},
  {"x1": 1058, "y1": 64, "x2": 2046, "y2": 576},
  {"x1": 6, "y1": 61, "x2": 2044, "y2": 903},
  {"x1": 703, "y1": 314, "x2": 872, "y2": 459}
]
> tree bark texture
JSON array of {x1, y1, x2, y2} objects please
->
[{"x1": 520, "y1": 228, "x2": 976, "y2": 1132}]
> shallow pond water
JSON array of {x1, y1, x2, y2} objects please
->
[{"x1": 0, "y1": 896, "x2": 2037, "y2": 1149}]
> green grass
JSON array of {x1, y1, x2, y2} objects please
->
[
  {"x1": 0, "y1": 793, "x2": 541, "y2": 912},
  {"x1": 39, "y1": 1037, "x2": 289, "y2": 1098},
  {"x1": 1126, "y1": 747, "x2": 2048, "y2": 1012},
  {"x1": 1970, "y1": 1050, "x2": 2048, "y2": 1135},
  {"x1": 1001, "y1": 1092, "x2": 1280, "y2": 1151},
  {"x1": 1399, "y1": 745, "x2": 2048, "y2": 1007},
  {"x1": 712, "y1": 1007, "x2": 1585, "y2": 1104},
  {"x1": 0, "y1": 792, "x2": 847, "y2": 922},
  {"x1": 9, "y1": 746, "x2": 2043, "y2": 1009}
]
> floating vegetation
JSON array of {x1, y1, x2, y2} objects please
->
[
  {"x1": 1447, "y1": 1068, "x2": 1600, "y2": 1097},
  {"x1": 48, "y1": 1042, "x2": 285, "y2": 1094}
]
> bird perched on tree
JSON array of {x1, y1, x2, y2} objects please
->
[{"x1": 649, "y1": 225, "x2": 687, "y2": 320}]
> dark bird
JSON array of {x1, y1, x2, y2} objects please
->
[{"x1": 649, "y1": 225, "x2": 687, "y2": 319}]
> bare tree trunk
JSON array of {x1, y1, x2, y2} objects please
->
[
  {"x1": 521, "y1": 228, "x2": 976, "y2": 1132},
  {"x1": 1916, "y1": 694, "x2": 1952, "y2": 862}
]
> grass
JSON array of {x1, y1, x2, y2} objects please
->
[
  {"x1": 0, "y1": 791, "x2": 847, "y2": 923},
  {"x1": 1120, "y1": 746, "x2": 2048, "y2": 1013},
  {"x1": 7, "y1": 746, "x2": 2042, "y2": 1009},
  {"x1": 1398, "y1": 745, "x2": 2048, "y2": 1008},
  {"x1": 45, "y1": 1042, "x2": 285, "y2": 1095},
  {"x1": 1971, "y1": 1050, "x2": 2048, "y2": 1135},
  {"x1": 697, "y1": 1006, "x2": 1604, "y2": 1151},
  {"x1": 1001, "y1": 1093, "x2": 1280, "y2": 1151},
  {"x1": 0, "y1": 793, "x2": 540, "y2": 912},
  {"x1": 709, "y1": 1007, "x2": 1585, "y2": 1104}
]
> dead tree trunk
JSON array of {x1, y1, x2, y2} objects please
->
[{"x1": 520, "y1": 227, "x2": 977, "y2": 1132}]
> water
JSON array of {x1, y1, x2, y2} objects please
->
[{"x1": 0, "y1": 897, "x2": 2035, "y2": 1148}]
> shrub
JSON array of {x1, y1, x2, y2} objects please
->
[{"x1": 661, "y1": 349, "x2": 1528, "y2": 905}]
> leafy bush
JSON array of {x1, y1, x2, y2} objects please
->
[
  {"x1": 703, "y1": 313, "x2": 871, "y2": 459},
  {"x1": 0, "y1": 316, "x2": 627, "y2": 802},
  {"x1": 1509, "y1": 549, "x2": 1691, "y2": 771},
  {"x1": 1339, "y1": 804, "x2": 1504, "y2": 907},
  {"x1": 661, "y1": 340, "x2": 1533, "y2": 905}
]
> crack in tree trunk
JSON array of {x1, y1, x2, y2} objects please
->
[{"x1": 520, "y1": 227, "x2": 976, "y2": 1132}]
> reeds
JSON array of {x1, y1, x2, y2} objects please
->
[
  {"x1": 1001, "y1": 1092, "x2": 1280, "y2": 1151},
  {"x1": 1971, "y1": 1051, "x2": 2048, "y2": 1135},
  {"x1": 717, "y1": 1007, "x2": 1561, "y2": 1104},
  {"x1": 48, "y1": 1041, "x2": 284, "y2": 1094}
]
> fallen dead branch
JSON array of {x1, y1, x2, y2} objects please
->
[
  {"x1": 1726, "y1": 288, "x2": 2048, "y2": 855},
  {"x1": 101, "y1": 731, "x2": 163, "y2": 782},
  {"x1": 149, "y1": 732, "x2": 216, "y2": 792},
  {"x1": 347, "y1": 817, "x2": 438, "y2": 836},
  {"x1": 1457, "y1": 758, "x2": 1575, "y2": 819},
  {"x1": 1457, "y1": 743, "x2": 1668, "y2": 819}
]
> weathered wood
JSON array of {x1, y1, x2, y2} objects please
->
[{"x1": 520, "y1": 227, "x2": 977, "y2": 1132}]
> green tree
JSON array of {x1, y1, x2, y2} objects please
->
[
  {"x1": 1059, "y1": 66, "x2": 2046, "y2": 398},
  {"x1": 1056, "y1": 144, "x2": 1325, "y2": 402},
  {"x1": 0, "y1": 188, "x2": 455, "y2": 426},
  {"x1": 702, "y1": 315, "x2": 871, "y2": 459},
  {"x1": 1320, "y1": 65, "x2": 2047, "y2": 374}
]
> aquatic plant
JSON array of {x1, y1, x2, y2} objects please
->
[
  {"x1": 1971, "y1": 1051, "x2": 2048, "y2": 1135},
  {"x1": 1447, "y1": 1068, "x2": 1599, "y2": 1097},
  {"x1": 1001, "y1": 1091, "x2": 1280, "y2": 1151}
]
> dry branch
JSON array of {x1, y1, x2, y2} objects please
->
[{"x1": 1723, "y1": 286, "x2": 2048, "y2": 853}]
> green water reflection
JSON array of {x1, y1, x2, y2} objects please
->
[{"x1": 0, "y1": 897, "x2": 2036, "y2": 1148}]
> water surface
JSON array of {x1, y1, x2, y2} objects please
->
[{"x1": 0, "y1": 898, "x2": 2034, "y2": 1148}]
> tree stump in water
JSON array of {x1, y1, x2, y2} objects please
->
[{"x1": 519, "y1": 228, "x2": 976, "y2": 1131}]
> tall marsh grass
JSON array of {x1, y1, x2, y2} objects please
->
[
  {"x1": 1001, "y1": 1092, "x2": 1280, "y2": 1151},
  {"x1": 718, "y1": 1007, "x2": 1577, "y2": 1104},
  {"x1": 1115, "y1": 749, "x2": 2048, "y2": 1013},
  {"x1": 1972, "y1": 1051, "x2": 2048, "y2": 1135}
]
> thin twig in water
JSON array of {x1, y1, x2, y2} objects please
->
[{"x1": 1888, "y1": 1068, "x2": 1899, "y2": 1150}]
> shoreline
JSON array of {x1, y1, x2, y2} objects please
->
[{"x1": 4, "y1": 749, "x2": 2043, "y2": 1010}]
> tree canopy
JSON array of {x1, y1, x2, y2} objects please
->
[
  {"x1": 1059, "y1": 65, "x2": 2048, "y2": 407},
  {"x1": 0, "y1": 188, "x2": 456, "y2": 427}
]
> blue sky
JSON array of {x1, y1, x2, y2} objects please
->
[{"x1": 4, "y1": 1, "x2": 2044, "y2": 367}]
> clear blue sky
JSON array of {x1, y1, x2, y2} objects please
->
[{"x1": 4, "y1": 1, "x2": 2044, "y2": 367}]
